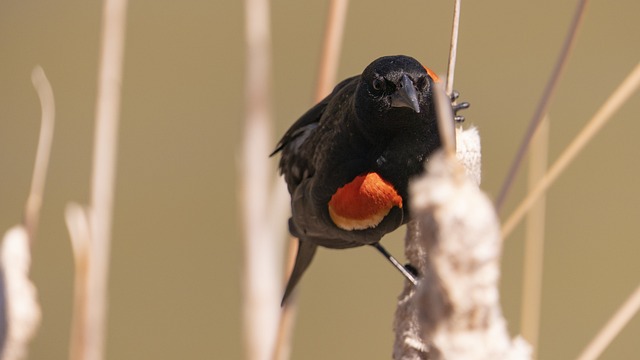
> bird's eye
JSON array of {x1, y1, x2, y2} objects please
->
[
  {"x1": 416, "y1": 76, "x2": 427, "y2": 90},
  {"x1": 372, "y1": 78, "x2": 385, "y2": 91}
]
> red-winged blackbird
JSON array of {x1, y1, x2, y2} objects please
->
[{"x1": 272, "y1": 55, "x2": 468, "y2": 304}]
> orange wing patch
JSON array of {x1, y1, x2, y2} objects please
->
[{"x1": 328, "y1": 172, "x2": 403, "y2": 231}]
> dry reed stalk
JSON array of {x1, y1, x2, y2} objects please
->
[
  {"x1": 316, "y1": 0, "x2": 350, "y2": 100},
  {"x1": 444, "y1": 0, "x2": 462, "y2": 147},
  {"x1": 444, "y1": 0, "x2": 461, "y2": 98},
  {"x1": 241, "y1": 0, "x2": 283, "y2": 359},
  {"x1": 24, "y1": 67, "x2": 56, "y2": 243},
  {"x1": 434, "y1": 83, "x2": 457, "y2": 157},
  {"x1": 520, "y1": 117, "x2": 549, "y2": 358},
  {"x1": 66, "y1": 203, "x2": 91, "y2": 360},
  {"x1": 576, "y1": 283, "x2": 640, "y2": 360},
  {"x1": 495, "y1": 0, "x2": 588, "y2": 212},
  {"x1": 65, "y1": 1, "x2": 128, "y2": 359},
  {"x1": 502, "y1": 62, "x2": 640, "y2": 239},
  {"x1": 272, "y1": 240, "x2": 299, "y2": 360}
]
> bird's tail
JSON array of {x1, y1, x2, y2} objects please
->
[{"x1": 281, "y1": 239, "x2": 317, "y2": 306}]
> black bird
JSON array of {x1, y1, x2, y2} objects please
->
[{"x1": 272, "y1": 55, "x2": 468, "y2": 304}]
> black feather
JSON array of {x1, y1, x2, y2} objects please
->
[{"x1": 274, "y1": 55, "x2": 445, "y2": 304}]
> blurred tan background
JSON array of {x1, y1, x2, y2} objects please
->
[{"x1": 1, "y1": 1, "x2": 639, "y2": 359}]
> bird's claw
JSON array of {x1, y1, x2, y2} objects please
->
[{"x1": 450, "y1": 90, "x2": 470, "y2": 123}]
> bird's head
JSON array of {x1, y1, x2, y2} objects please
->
[{"x1": 355, "y1": 55, "x2": 439, "y2": 129}]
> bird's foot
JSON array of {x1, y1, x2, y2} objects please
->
[
  {"x1": 450, "y1": 90, "x2": 470, "y2": 123},
  {"x1": 371, "y1": 243, "x2": 419, "y2": 286}
]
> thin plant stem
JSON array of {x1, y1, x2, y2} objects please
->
[
  {"x1": 445, "y1": 0, "x2": 461, "y2": 97},
  {"x1": 520, "y1": 116, "x2": 549, "y2": 358},
  {"x1": 84, "y1": 0, "x2": 128, "y2": 359},
  {"x1": 502, "y1": 62, "x2": 640, "y2": 239},
  {"x1": 272, "y1": 240, "x2": 299, "y2": 360},
  {"x1": 444, "y1": 0, "x2": 462, "y2": 147},
  {"x1": 25, "y1": 66, "x2": 55, "y2": 243},
  {"x1": 495, "y1": 0, "x2": 588, "y2": 212},
  {"x1": 241, "y1": 0, "x2": 281, "y2": 358},
  {"x1": 434, "y1": 83, "x2": 456, "y2": 158},
  {"x1": 315, "y1": 0, "x2": 349, "y2": 100},
  {"x1": 67, "y1": 203, "x2": 91, "y2": 360},
  {"x1": 576, "y1": 283, "x2": 640, "y2": 360}
]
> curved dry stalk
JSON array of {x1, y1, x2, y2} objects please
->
[
  {"x1": 495, "y1": 0, "x2": 588, "y2": 212},
  {"x1": 502, "y1": 62, "x2": 640, "y2": 239},
  {"x1": 25, "y1": 66, "x2": 55, "y2": 242},
  {"x1": 576, "y1": 283, "x2": 640, "y2": 360},
  {"x1": 0, "y1": 67, "x2": 54, "y2": 360},
  {"x1": 520, "y1": 117, "x2": 549, "y2": 356}
]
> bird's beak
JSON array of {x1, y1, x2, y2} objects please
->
[{"x1": 391, "y1": 74, "x2": 420, "y2": 113}]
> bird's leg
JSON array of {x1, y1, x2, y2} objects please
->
[
  {"x1": 450, "y1": 90, "x2": 470, "y2": 123},
  {"x1": 370, "y1": 243, "x2": 418, "y2": 286}
]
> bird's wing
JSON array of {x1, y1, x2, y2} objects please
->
[
  {"x1": 270, "y1": 75, "x2": 358, "y2": 157},
  {"x1": 275, "y1": 76, "x2": 360, "y2": 305},
  {"x1": 271, "y1": 76, "x2": 359, "y2": 193}
]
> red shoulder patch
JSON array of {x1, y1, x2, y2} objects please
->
[
  {"x1": 423, "y1": 65, "x2": 440, "y2": 83},
  {"x1": 328, "y1": 172, "x2": 403, "y2": 231}
]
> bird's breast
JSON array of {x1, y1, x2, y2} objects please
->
[{"x1": 327, "y1": 172, "x2": 403, "y2": 231}]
